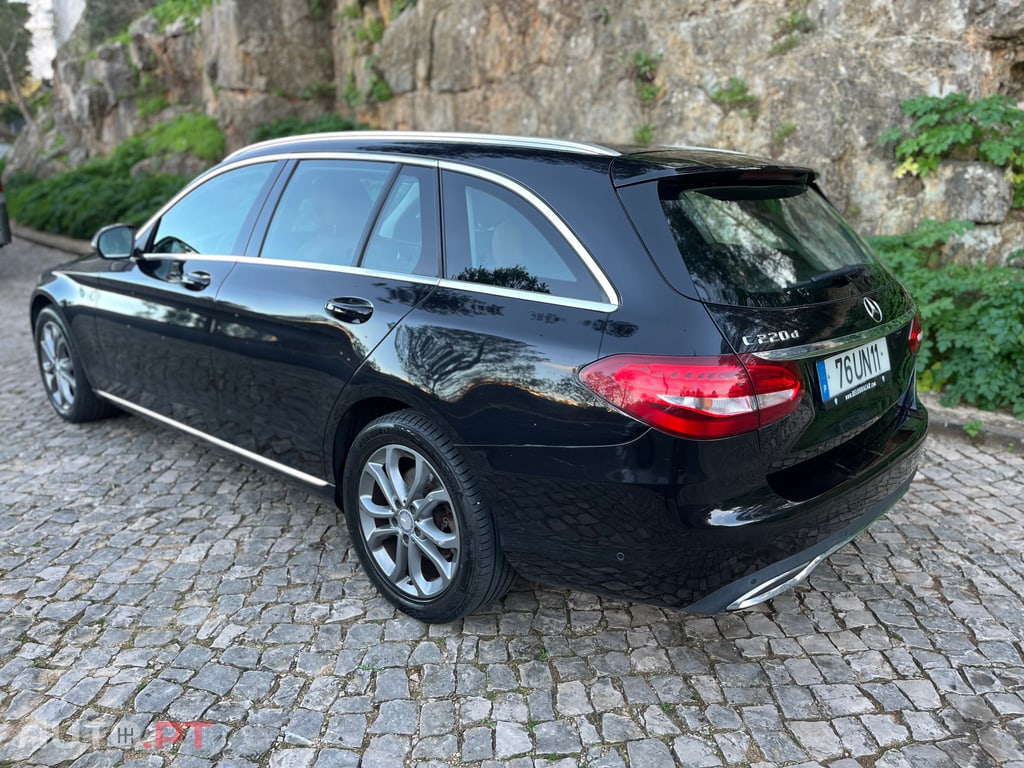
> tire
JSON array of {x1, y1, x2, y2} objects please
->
[
  {"x1": 342, "y1": 410, "x2": 515, "y2": 623},
  {"x1": 34, "y1": 306, "x2": 116, "y2": 423}
]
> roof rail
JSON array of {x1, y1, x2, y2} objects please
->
[{"x1": 229, "y1": 130, "x2": 621, "y2": 161}]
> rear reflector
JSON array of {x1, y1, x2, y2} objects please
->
[
  {"x1": 908, "y1": 313, "x2": 923, "y2": 355},
  {"x1": 578, "y1": 354, "x2": 802, "y2": 439}
]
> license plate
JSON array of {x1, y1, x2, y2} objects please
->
[{"x1": 816, "y1": 338, "x2": 891, "y2": 409}]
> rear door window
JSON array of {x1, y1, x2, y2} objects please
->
[
  {"x1": 360, "y1": 165, "x2": 440, "y2": 277},
  {"x1": 441, "y1": 171, "x2": 604, "y2": 302}
]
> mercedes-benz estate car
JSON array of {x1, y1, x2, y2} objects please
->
[{"x1": 31, "y1": 131, "x2": 928, "y2": 622}]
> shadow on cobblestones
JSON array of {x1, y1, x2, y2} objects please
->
[{"x1": 2, "y1": 239, "x2": 1023, "y2": 767}]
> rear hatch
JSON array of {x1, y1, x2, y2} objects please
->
[{"x1": 614, "y1": 151, "x2": 921, "y2": 497}]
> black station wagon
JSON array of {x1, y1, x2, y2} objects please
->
[{"x1": 31, "y1": 132, "x2": 928, "y2": 622}]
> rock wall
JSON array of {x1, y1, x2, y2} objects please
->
[{"x1": 8, "y1": 0, "x2": 1024, "y2": 259}]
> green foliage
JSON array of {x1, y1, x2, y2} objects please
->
[
  {"x1": 248, "y1": 113, "x2": 366, "y2": 142},
  {"x1": 775, "y1": 122, "x2": 797, "y2": 142},
  {"x1": 309, "y1": 0, "x2": 326, "y2": 18},
  {"x1": 150, "y1": 0, "x2": 214, "y2": 31},
  {"x1": 301, "y1": 81, "x2": 336, "y2": 101},
  {"x1": 633, "y1": 124, "x2": 654, "y2": 145},
  {"x1": 963, "y1": 419, "x2": 984, "y2": 438},
  {"x1": 342, "y1": 3, "x2": 363, "y2": 20},
  {"x1": 116, "y1": 113, "x2": 225, "y2": 165},
  {"x1": 710, "y1": 77, "x2": 759, "y2": 118},
  {"x1": 879, "y1": 93, "x2": 1024, "y2": 206},
  {"x1": 8, "y1": 168, "x2": 186, "y2": 240},
  {"x1": 342, "y1": 73, "x2": 360, "y2": 107},
  {"x1": 6, "y1": 113, "x2": 225, "y2": 240},
  {"x1": 356, "y1": 17, "x2": 386, "y2": 43},
  {"x1": 392, "y1": 0, "x2": 417, "y2": 15},
  {"x1": 366, "y1": 74, "x2": 393, "y2": 103},
  {"x1": 632, "y1": 51, "x2": 662, "y2": 104},
  {"x1": 868, "y1": 219, "x2": 1024, "y2": 417},
  {"x1": 137, "y1": 95, "x2": 170, "y2": 119},
  {"x1": 631, "y1": 52, "x2": 662, "y2": 145},
  {"x1": 778, "y1": 1, "x2": 814, "y2": 34},
  {"x1": 768, "y1": 35, "x2": 802, "y2": 57}
]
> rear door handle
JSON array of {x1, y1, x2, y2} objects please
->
[
  {"x1": 180, "y1": 270, "x2": 212, "y2": 291},
  {"x1": 325, "y1": 297, "x2": 374, "y2": 324}
]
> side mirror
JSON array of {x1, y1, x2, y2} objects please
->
[{"x1": 92, "y1": 224, "x2": 138, "y2": 260}]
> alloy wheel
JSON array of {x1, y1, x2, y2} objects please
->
[
  {"x1": 38, "y1": 320, "x2": 77, "y2": 413},
  {"x1": 356, "y1": 444, "x2": 460, "y2": 599}
]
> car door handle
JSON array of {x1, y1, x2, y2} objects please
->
[
  {"x1": 325, "y1": 297, "x2": 374, "y2": 324},
  {"x1": 180, "y1": 270, "x2": 212, "y2": 291}
]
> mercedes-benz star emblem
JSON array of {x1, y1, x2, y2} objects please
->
[{"x1": 863, "y1": 296, "x2": 884, "y2": 323}]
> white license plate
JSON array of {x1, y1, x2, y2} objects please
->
[{"x1": 816, "y1": 338, "x2": 891, "y2": 408}]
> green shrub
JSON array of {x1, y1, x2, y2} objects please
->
[
  {"x1": 879, "y1": 93, "x2": 1024, "y2": 206},
  {"x1": 366, "y1": 74, "x2": 393, "y2": 103},
  {"x1": 301, "y1": 81, "x2": 336, "y2": 101},
  {"x1": 710, "y1": 77, "x2": 759, "y2": 118},
  {"x1": 8, "y1": 167, "x2": 187, "y2": 240},
  {"x1": 248, "y1": 113, "x2": 365, "y2": 142},
  {"x1": 868, "y1": 219, "x2": 1024, "y2": 416},
  {"x1": 150, "y1": 0, "x2": 214, "y2": 31},
  {"x1": 7, "y1": 113, "x2": 225, "y2": 240}
]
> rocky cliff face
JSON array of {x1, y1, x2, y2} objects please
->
[{"x1": 8, "y1": 0, "x2": 1024, "y2": 259}]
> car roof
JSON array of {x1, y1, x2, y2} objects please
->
[{"x1": 223, "y1": 130, "x2": 813, "y2": 185}]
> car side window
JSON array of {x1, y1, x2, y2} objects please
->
[
  {"x1": 150, "y1": 163, "x2": 275, "y2": 255},
  {"x1": 441, "y1": 171, "x2": 603, "y2": 302},
  {"x1": 260, "y1": 160, "x2": 395, "y2": 266},
  {"x1": 360, "y1": 166, "x2": 440, "y2": 277}
]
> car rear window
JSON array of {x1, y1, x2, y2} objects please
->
[{"x1": 657, "y1": 180, "x2": 889, "y2": 308}]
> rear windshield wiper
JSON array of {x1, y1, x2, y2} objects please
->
[{"x1": 786, "y1": 263, "x2": 865, "y2": 291}]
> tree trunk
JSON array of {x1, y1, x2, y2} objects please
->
[{"x1": 0, "y1": 41, "x2": 36, "y2": 131}]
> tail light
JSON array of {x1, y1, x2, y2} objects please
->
[
  {"x1": 907, "y1": 313, "x2": 923, "y2": 355},
  {"x1": 578, "y1": 354, "x2": 802, "y2": 440}
]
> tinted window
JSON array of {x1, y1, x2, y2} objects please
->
[
  {"x1": 151, "y1": 163, "x2": 275, "y2": 254},
  {"x1": 658, "y1": 181, "x2": 889, "y2": 307},
  {"x1": 261, "y1": 160, "x2": 395, "y2": 265},
  {"x1": 442, "y1": 172, "x2": 603, "y2": 302},
  {"x1": 360, "y1": 166, "x2": 440, "y2": 277}
]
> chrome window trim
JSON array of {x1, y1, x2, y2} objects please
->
[
  {"x1": 230, "y1": 131, "x2": 620, "y2": 161},
  {"x1": 131, "y1": 253, "x2": 617, "y2": 312},
  {"x1": 95, "y1": 390, "x2": 332, "y2": 489},
  {"x1": 136, "y1": 152, "x2": 621, "y2": 311},
  {"x1": 753, "y1": 308, "x2": 916, "y2": 361},
  {"x1": 438, "y1": 160, "x2": 620, "y2": 307},
  {"x1": 435, "y1": 279, "x2": 617, "y2": 313}
]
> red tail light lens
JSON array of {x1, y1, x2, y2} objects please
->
[
  {"x1": 908, "y1": 313, "x2": 923, "y2": 355},
  {"x1": 578, "y1": 354, "x2": 803, "y2": 440}
]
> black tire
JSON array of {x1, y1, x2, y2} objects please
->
[
  {"x1": 34, "y1": 306, "x2": 116, "y2": 423},
  {"x1": 342, "y1": 409, "x2": 515, "y2": 623}
]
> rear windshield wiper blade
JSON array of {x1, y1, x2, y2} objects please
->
[{"x1": 786, "y1": 263, "x2": 865, "y2": 291}]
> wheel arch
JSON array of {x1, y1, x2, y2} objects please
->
[
  {"x1": 330, "y1": 396, "x2": 414, "y2": 506},
  {"x1": 29, "y1": 292, "x2": 56, "y2": 330}
]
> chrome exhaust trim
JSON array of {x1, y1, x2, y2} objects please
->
[{"x1": 727, "y1": 541, "x2": 847, "y2": 610}]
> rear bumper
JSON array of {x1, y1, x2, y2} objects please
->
[{"x1": 472, "y1": 401, "x2": 928, "y2": 610}]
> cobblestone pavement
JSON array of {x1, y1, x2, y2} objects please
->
[{"x1": 2, "y1": 237, "x2": 1023, "y2": 768}]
